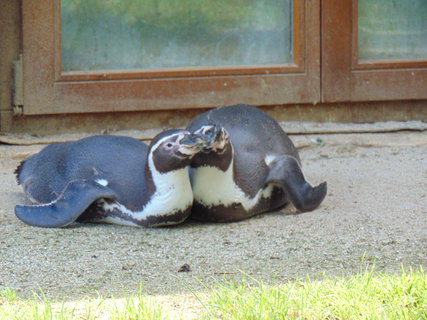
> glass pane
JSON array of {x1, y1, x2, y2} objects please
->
[
  {"x1": 61, "y1": 0, "x2": 293, "y2": 72},
  {"x1": 358, "y1": 0, "x2": 427, "y2": 61}
]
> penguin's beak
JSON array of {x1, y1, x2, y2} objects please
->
[
  {"x1": 177, "y1": 132, "x2": 213, "y2": 156},
  {"x1": 192, "y1": 125, "x2": 229, "y2": 152}
]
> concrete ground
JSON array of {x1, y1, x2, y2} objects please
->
[{"x1": 0, "y1": 122, "x2": 426, "y2": 305}]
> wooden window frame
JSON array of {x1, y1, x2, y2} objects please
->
[
  {"x1": 22, "y1": 0, "x2": 320, "y2": 115},
  {"x1": 322, "y1": 0, "x2": 427, "y2": 102}
]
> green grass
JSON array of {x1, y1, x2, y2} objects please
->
[
  {"x1": 1, "y1": 267, "x2": 425, "y2": 320},
  {"x1": 0, "y1": 288, "x2": 170, "y2": 320},
  {"x1": 202, "y1": 267, "x2": 427, "y2": 319}
]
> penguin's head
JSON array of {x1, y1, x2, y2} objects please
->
[
  {"x1": 189, "y1": 124, "x2": 233, "y2": 171},
  {"x1": 149, "y1": 129, "x2": 211, "y2": 173}
]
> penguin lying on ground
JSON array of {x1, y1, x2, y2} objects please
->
[
  {"x1": 15, "y1": 129, "x2": 210, "y2": 228},
  {"x1": 186, "y1": 104, "x2": 327, "y2": 222}
]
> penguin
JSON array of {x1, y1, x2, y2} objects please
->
[
  {"x1": 186, "y1": 104, "x2": 327, "y2": 222},
  {"x1": 14, "y1": 129, "x2": 211, "y2": 228}
]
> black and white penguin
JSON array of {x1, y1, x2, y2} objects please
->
[
  {"x1": 15, "y1": 129, "x2": 210, "y2": 228},
  {"x1": 186, "y1": 104, "x2": 327, "y2": 222}
]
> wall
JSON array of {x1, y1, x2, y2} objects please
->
[
  {"x1": 0, "y1": 0, "x2": 426, "y2": 135},
  {"x1": 0, "y1": 0, "x2": 21, "y2": 131}
]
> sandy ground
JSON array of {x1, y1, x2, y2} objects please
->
[{"x1": 0, "y1": 128, "x2": 426, "y2": 306}]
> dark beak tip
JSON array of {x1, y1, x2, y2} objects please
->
[
  {"x1": 183, "y1": 124, "x2": 228, "y2": 150},
  {"x1": 179, "y1": 134, "x2": 209, "y2": 151}
]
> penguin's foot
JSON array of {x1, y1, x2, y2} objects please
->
[
  {"x1": 292, "y1": 181, "x2": 327, "y2": 212},
  {"x1": 15, "y1": 179, "x2": 117, "y2": 228},
  {"x1": 265, "y1": 155, "x2": 327, "y2": 212}
]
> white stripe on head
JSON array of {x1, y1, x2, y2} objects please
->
[
  {"x1": 264, "y1": 154, "x2": 278, "y2": 166},
  {"x1": 147, "y1": 132, "x2": 188, "y2": 172},
  {"x1": 194, "y1": 125, "x2": 213, "y2": 135},
  {"x1": 149, "y1": 132, "x2": 184, "y2": 155},
  {"x1": 95, "y1": 179, "x2": 109, "y2": 187}
]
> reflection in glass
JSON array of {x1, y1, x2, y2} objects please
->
[
  {"x1": 61, "y1": 0, "x2": 293, "y2": 71},
  {"x1": 359, "y1": 0, "x2": 427, "y2": 61}
]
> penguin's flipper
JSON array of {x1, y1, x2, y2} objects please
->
[
  {"x1": 15, "y1": 179, "x2": 117, "y2": 228},
  {"x1": 265, "y1": 155, "x2": 327, "y2": 212}
]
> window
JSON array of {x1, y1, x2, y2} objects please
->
[
  {"x1": 358, "y1": 0, "x2": 427, "y2": 61},
  {"x1": 322, "y1": 0, "x2": 427, "y2": 102},
  {"x1": 22, "y1": 0, "x2": 427, "y2": 115},
  {"x1": 62, "y1": 0, "x2": 294, "y2": 71},
  {"x1": 23, "y1": 0, "x2": 319, "y2": 115}
]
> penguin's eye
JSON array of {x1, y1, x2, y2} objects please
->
[{"x1": 164, "y1": 142, "x2": 174, "y2": 151}]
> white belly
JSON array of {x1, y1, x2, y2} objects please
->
[
  {"x1": 191, "y1": 162, "x2": 274, "y2": 212},
  {"x1": 97, "y1": 167, "x2": 193, "y2": 227}
]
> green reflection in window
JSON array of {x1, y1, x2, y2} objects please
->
[
  {"x1": 61, "y1": 0, "x2": 293, "y2": 71},
  {"x1": 359, "y1": 0, "x2": 427, "y2": 61}
]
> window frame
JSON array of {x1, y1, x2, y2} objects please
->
[
  {"x1": 321, "y1": 0, "x2": 427, "y2": 102},
  {"x1": 22, "y1": 0, "x2": 320, "y2": 115}
]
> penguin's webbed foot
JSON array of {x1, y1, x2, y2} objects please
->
[
  {"x1": 266, "y1": 155, "x2": 327, "y2": 212},
  {"x1": 15, "y1": 179, "x2": 117, "y2": 228},
  {"x1": 292, "y1": 181, "x2": 327, "y2": 212}
]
